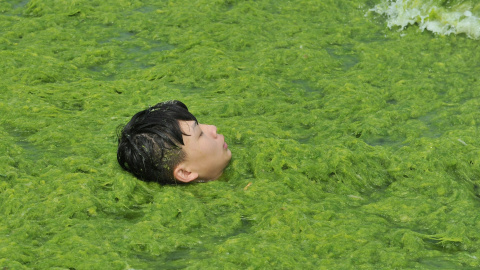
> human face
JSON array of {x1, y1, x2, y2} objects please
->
[{"x1": 178, "y1": 120, "x2": 232, "y2": 181}]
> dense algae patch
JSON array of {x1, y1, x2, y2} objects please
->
[{"x1": 1, "y1": 0, "x2": 480, "y2": 269}]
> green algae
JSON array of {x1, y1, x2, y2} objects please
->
[{"x1": 1, "y1": 0, "x2": 480, "y2": 269}]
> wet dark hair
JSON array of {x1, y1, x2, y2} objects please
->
[{"x1": 117, "y1": 100, "x2": 197, "y2": 184}]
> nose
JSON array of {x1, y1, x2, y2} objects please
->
[
  {"x1": 210, "y1": 125, "x2": 218, "y2": 138},
  {"x1": 201, "y1": 124, "x2": 217, "y2": 138}
]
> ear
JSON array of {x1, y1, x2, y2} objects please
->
[{"x1": 173, "y1": 163, "x2": 199, "y2": 183}]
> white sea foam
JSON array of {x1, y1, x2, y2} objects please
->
[{"x1": 369, "y1": 0, "x2": 480, "y2": 39}]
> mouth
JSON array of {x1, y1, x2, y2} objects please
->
[{"x1": 220, "y1": 134, "x2": 228, "y2": 149}]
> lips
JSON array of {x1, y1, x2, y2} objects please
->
[{"x1": 220, "y1": 134, "x2": 228, "y2": 149}]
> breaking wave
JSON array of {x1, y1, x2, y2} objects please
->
[{"x1": 370, "y1": 0, "x2": 480, "y2": 39}]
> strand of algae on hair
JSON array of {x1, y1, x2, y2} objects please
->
[{"x1": 1, "y1": 0, "x2": 480, "y2": 268}]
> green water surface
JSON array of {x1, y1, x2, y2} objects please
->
[{"x1": 1, "y1": 0, "x2": 480, "y2": 269}]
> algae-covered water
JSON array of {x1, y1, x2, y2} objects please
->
[{"x1": 1, "y1": 0, "x2": 480, "y2": 268}]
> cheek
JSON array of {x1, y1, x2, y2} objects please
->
[
  {"x1": 198, "y1": 140, "x2": 216, "y2": 157},
  {"x1": 197, "y1": 138, "x2": 220, "y2": 158},
  {"x1": 205, "y1": 139, "x2": 217, "y2": 152}
]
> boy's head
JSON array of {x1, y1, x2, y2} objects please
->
[{"x1": 117, "y1": 100, "x2": 232, "y2": 184}]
